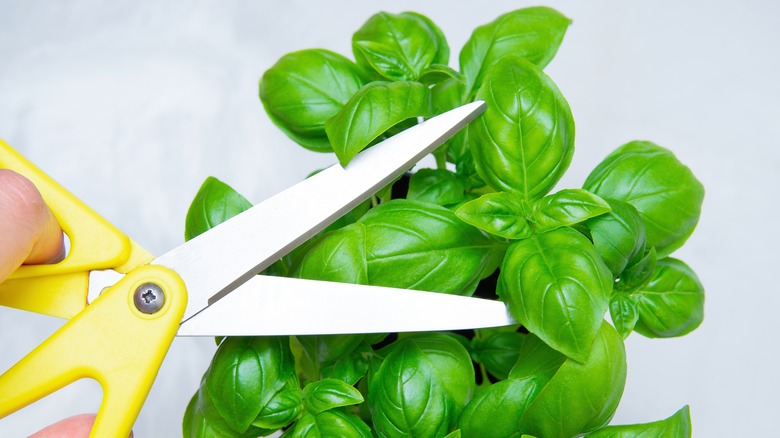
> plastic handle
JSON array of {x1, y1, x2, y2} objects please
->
[
  {"x1": 0, "y1": 264, "x2": 187, "y2": 437},
  {"x1": 0, "y1": 139, "x2": 153, "y2": 318}
]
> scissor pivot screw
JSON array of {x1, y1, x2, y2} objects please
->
[{"x1": 134, "y1": 283, "x2": 166, "y2": 314}]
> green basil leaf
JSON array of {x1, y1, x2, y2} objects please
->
[
  {"x1": 610, "y1": 293, "x2": 639, "y2": 340},
  {"x1": 325, "y1": 81, "x2": 432, "y2": 166},
  {"x1": 460, "y1": 7, "x2": 571, "y2": 97},
  {"x1": 470, "y1": 331, "x2": 526, "y2": 380},
  {"x1": 407, "y1": 168, "x2": 468, "y2": 206},
  {"x1": 419, "y1": 64, "x2": 463, "y2": 87},
  {"x1": 458, "y1": 378, "x2": 537, "y2": 438},
  {"x1": 584, "y1": 199, "x2": 647, "y2": 277},
  {"x1": 303, "y1": 378, "x2": 364, "y2": 414},
  {"x1": 456, "y1": 192, "x2": 532, "y2": 240},
  {"x1": 294, "y1": 334, "x2": 366, "y2": 383},
  {"x1": 430, "y1": 73, "x2": 470, "y2": 168},
  {"x1": 633, "y1": 258, "x2": 705, "y2": 338},
  {"x1": 617, "y1": 247, "x2": 657, "y2": 292},
  {"x1": 519, "y1": 322, "x2": 627, "y2": 437},
  {"x1": 583, "y1": 141, "x2": 705, "y2": 257},
  {"x1": 183, "y1": 381, "x2": 267, "y2": 438},
  {"x1": 205, "y1": 337, "x2": 296, "y2": 432},
  {"x1": 444, "y1": 430, "x2": 462, "y2": 438},
  {"x1": 498, "y1": 227, "x2": 612, "y2": 362},
  {"x1": 185, "y1": 177, "x2": 252, "y2": 241},
  {"x1": 409, "y1": 11, "x2": 450, "y2": 65},
  {"x1": 252, "y1": 375, "x2": 304, "y2": 430},
  {"x1": 369, "y1": 333, "x2": 474, "y2": 437},
  {"x1": 352, "y1": 12, "x2": 448, "y2": 81},
  {"x1": 507, "y1": 333, "x2": 566, "y2": 385},
  {"x1": 259, "y1": 49, "x2": 364, "y2": 152},
  {"x1": 359, "y1": 199, "x2": 505, "y2": 295},
  {"x1": 284, "y1": 410, "x2": 372, "y2": 438},
  {"x1": 470, "y1": 56, "x2": 574, "y2": 201},
  {"x1": 293, "y1": 223, "x2": 368, "y2": 285},
  {"x1": 425, "y1": 76, "x2": 486, "y2": 188},
  {"x1": 320, "y1": 340, "x2": 372, "y2": 385},
  {"x1": 532, "y1": 189, "x2": 611, "y2": 234},
  {"x1": 323, "y1": 199, "x2": 371, "y2": 235},
  {"x1": 451, "y1": 140, "x2": 485, "y2": 189},
  {"x1": 585, "y1": 405, "x2": 692, "y2": 437},
  {"x1": 431, "y1": 76, "x2": 467, "y2": 115}
]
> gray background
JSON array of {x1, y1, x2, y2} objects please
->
[{"x1": 1, "y1": 0, "x2": 777, "y2": 436}]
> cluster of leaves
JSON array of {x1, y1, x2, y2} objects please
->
[{"x1": 183, "y1": 7, "x2": 703, "y2": 438}]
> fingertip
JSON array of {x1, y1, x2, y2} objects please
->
[
  {"x1": 29, "y1": 413, "x2": 96, "y2": 437},
  {"x1": 28, "y1": 414, "x2": 134, "y2": 438},
  {"x1": 0, "y1": 169, "x2": 65, "y2": 275}
]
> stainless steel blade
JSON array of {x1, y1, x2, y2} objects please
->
[
  {"x1": 155, "y1": 101, "x2": 487, "y2": 322},
  {"x1": 177, "y1": 275, "x2": 517, "y2": 336}
]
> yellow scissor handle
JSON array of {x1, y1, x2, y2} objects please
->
[
  {"x1": 0, "y1": 264, "x2": 186, "y2": 438},
  {"x1": 0, "y1": 139, "x2": 153, "y2": 318}
]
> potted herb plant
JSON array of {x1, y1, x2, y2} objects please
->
[{"x1": 182, "y1": 7, "x2": 704, "y2": 437}]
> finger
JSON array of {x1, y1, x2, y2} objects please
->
[
  {"x1": 29, "y1": 414, "x2": 134, "y2": 438},
  {"x1": 28, "y1": 414, "x2": 96, "y2": 438},
  {"x1": 0, "y1": 169, "x2": 65, "y2": 283}
]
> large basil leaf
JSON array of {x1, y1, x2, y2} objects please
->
[
  {"x1": 259, "y1": 49, "x2": 364, "y2": 152},
  {"x1": 517, "y1": 323, "x2": 627, "y2": 437},
  {"x1": 470, "y1": 56, "x2": 574, "y2": 201},
  {"x1": 325, "y1": 81, "x2": 432, "y2": 166},
  {"x1": 319, "y1": 340, "x2": 372, "y2": 385},
  {"x1": 293, "y1": 223, "x2": 368, "y2": 284},
  {"x1": 290, "y1": 224, "x2": 369, "y2": 383},
  {"x1": 252, "y1": 375, "x2": 303, "y2": 430},
  {"x1": 470, "y1": 330, "x2": 526, "y2": 380},
  {"x1": 283, "y1": 410, "x2": 372, "y2": 438},
  {"x1": 460, "y1": 7, "x2": 571, "y2": 97},
  {"x1": 585, "y1": 405, "x2": 691, "y2": 437},
  {"x1": 420, "y1": 64, "x2": 463, "y2": 87},
  {"x1": 303, "y1": 378, "x2": 364, "y2": 414},
  {"x1": 410, "y1": 12, "x2": 450, "y2": 65},
  {"x1": 508, "y1": 332, "x2": 567, "y2": 384},
  {"x1": 431, "y1": 76, "x2": 466, "y2": 115},
  {"x1": 407, "y1": 168, "x2": 468, "y2": 206},
  {"x1": 359, "y1": 199, "x2": 505, "y2": 295},
  {"x1": 498, "y1": 227, "x2": 612, "y2": 361},
  {"x1": 369, "y1": 333, "x2": 474, "y2": 437},
  {"x1": 583, "y1": 141, "x2": 705, "y2": 257},
  {"x1": 352, "y1": 11, "x2": 448, "y2": 81},
  {"x1": 205, "y1": 337, "x2": 296, "y2": 432},
  {"x1": 183, "y1": 379, "x2": 267, "y2": 438},
  {"x1": 584, "y1": 198, "x2": 647, "y2": 277},
  {"x1": 185, "y1": 177, "x2": 252, "y2": 241},
  {"x1": 294, "y1": 334, "x2": 366, "y2": 383},
  {"x1": 458, "y1": 378, "x2": 537, "y2": 438},
  {"x1": 633, "y1": 258, "x2": 705, "y2": 338},
  {"x1": 455, "y1": 192, "x2": 532, "y2": 240},
  {"x1": 531, "y1": 189, "x2": 611, "y2": 234}
]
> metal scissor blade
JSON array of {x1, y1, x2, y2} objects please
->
[
  {"x1": 177, "y1": 275, "x2": 517, "y2": 336},
  {"x1": 155, "y1": 101, "x2": 487, "y2": 322}
]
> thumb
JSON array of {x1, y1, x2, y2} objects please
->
[{"x1": 0, "y1": 169, "x2": 65, "y2": 283}]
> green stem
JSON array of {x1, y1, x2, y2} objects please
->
[
  {"x1": 434, "y1": 149, "x2": 447, "y2": 169},
  {"x1": 479, "y1": 363, "x2": 491, "y2": 385}
]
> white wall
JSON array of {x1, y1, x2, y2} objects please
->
[{"x1": 1, "y1": 1, "x2": 777, "y2": 436}]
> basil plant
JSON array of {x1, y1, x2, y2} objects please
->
[{"x1": 182, "y1": 7, "x2": 703, "y2": 438}]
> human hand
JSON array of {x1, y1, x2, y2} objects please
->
[
  {"x1": 0, "y1": 169, "x2": 103, "y2": 437},
  {"x1": 0, "y1": 169, "x2": 64, "y2": 283}
]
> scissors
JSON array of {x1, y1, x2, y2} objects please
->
[{"x1": 0, "y1": 100, "x2": 516, "y2": 437}]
